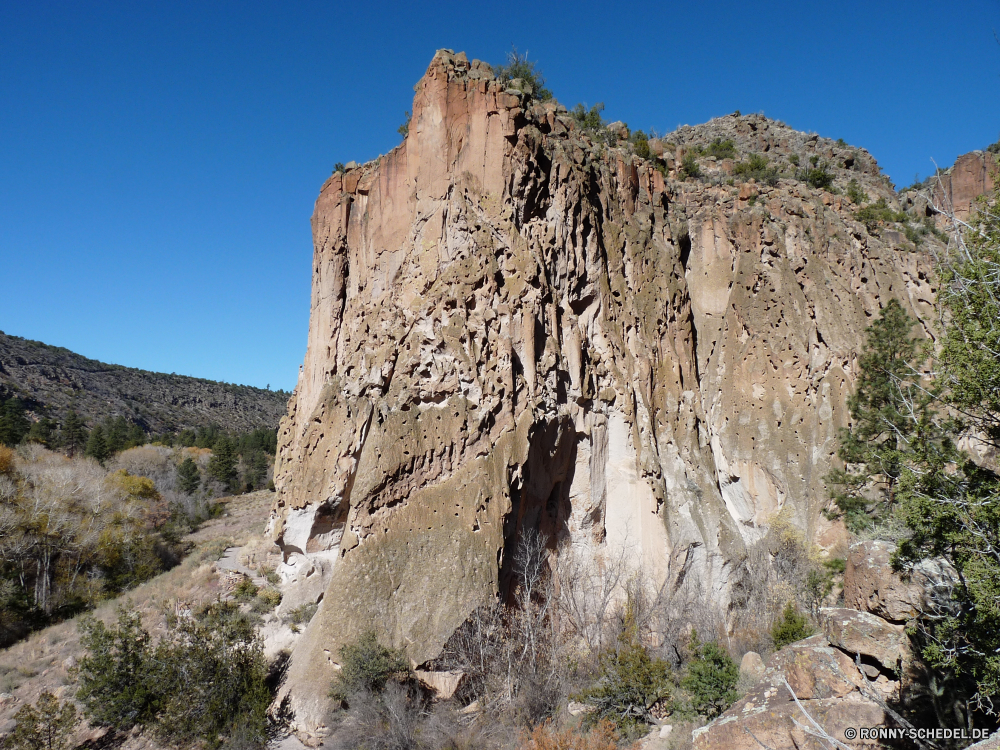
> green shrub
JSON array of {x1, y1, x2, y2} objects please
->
[
  {"x1": 681, "y1": 153, "x2": 701, "y2": 179},
  {"x1": 733, "y1": 153, "x2": 780, "y2": 186},
  {"x1": 330, "y1": 631, "x2": 411, "y2": 702},
  {"x1": 76, "y1": 608, "x2": 160, "y2": 730},
  {"x1": 703, "y1": 138, "x2": 737, "y2": 160},
  {"x1": 846, "y1": 179, "x2": 867, "y2": 205},
  {"x1": 788, "y1": 154, "x2": 800, "y2": 165},
  {"x1": 579, "y1": 610, "x2": 672, "y2": 739},
  {"x1": 493, "y1": 48, "x2": 552, "y2": 101},
  {"x1": 258, "y1": 565, "x2": 280, "y2": 585},
  {"x1": 631, "y1": 130, "x2": 651, "y2": 160},
  {"x1": 797, "y1": 166, "x2": 834, "y2": 190},
  {"x1": 252, "y1": 587, "x2": 282, "y2": 613},
  {"x1": 571, "y1": 102, "x2": 606, "y2": 133},
  {"x1": 76, "y1": 604, "x2": 271, "y2": 748},
  {"x1": 232, "y1": 577, "x2": 259, "y2": 601},
  {"x1": 680, "y1": 632, "x2": 739, "y2": 719},
  {"x1": 856, "y1": 198, "x2": 907, "y2": 232},
  {"x1": 771, "y1": 602, "x2": 814, "y2": 649},
  {"x1": 154, "y1": 603, "x2": 270, "y2": 748},
  {"x1": 397, "y1": 110, "x2": 411, "y2": 139},
  {"x1": 283, "y1": 603, "x2": 318, "y2": 628},
  {"x1": 4, "y1": 690, "x2": 78, "y2": 750}
]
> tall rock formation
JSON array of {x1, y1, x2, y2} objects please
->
[
  {"x1": 931, "y1": 150, "x2": 998, "y2": 219},
  {"x1": 270, "y1": 50, "x2": 938, "y2": 733}
]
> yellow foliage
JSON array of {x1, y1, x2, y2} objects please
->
[
  {"x1": 109, "y1": 470, "x2": 160, "y2": 502},
  {"x1": 0, "y1": 445, "x2": 14, "y2": 476}
]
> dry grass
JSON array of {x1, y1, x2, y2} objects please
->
[{"x1": 0, "y1": 490, "x2": 278, "y2": 735}]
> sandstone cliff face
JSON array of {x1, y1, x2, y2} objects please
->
[
  {"x1": 932, "y1": 150, "x2": 998, "y2": 219},
  {"x1": 270, "y1": 50, "x2": 938, "y2": 732}
]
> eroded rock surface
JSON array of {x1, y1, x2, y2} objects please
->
[{"x1": 270, "y1": 50, "x2": 940, "y2": 733}]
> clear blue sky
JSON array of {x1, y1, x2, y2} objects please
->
[{"x1": 3, "y1": 1, "x2": 999, "y2": 392}]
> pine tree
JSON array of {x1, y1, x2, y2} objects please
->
[
  {"x1": 26, "y1": 417, "x2": 56, "y2": 447},
  {"x1": 6, "y1": 690, "x2": 78, "y2": 750},
  {"x1": 60, "y1": 411, "x2": 87, "y2": 457},
  {"x1": 176, "y1": 456, "x2": 201, "y2": 495},
  {"x1": 0, "y1": 398, "x2": 30, "y2": 447},
  {"x1": 892, "y1": 190, "x2": 1000, "y2": 725},
  {"x1": 85, "y1": 425, "x2": 109, "y2": 464},
  {"x1": 824, "y1": 299, "x2": 942, "y2": 530},
  {"x1": 207, "y1": 437, "x2": 237, "y2": 489}
]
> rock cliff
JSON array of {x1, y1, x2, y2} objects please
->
[{"x1": 270, "y1": 50, "x2": 940, "y2": 733}]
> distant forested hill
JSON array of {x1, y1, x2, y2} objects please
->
[{"x1": 0, "y1": 330, "x2": 289, "y2": 434}]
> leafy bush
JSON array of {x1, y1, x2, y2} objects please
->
[
  {"x1": 771, "y1": 602, "x2": 814, "y2": 649},
  {"x1": 846, "y1": 179, "x2": 867, "y2": 205},
  {"x1": 259, "y1": 564, "x2": 280, "y2": 585},
  {"x1": 571, "y1": 103, "x2": 606, "y2": 133},
  {"x1": 788, "y1": 154, "x2": 800, "y2": 165},
  {"x1": 579, "y1": 607, "x2": 672, "y2": 738},
  {"x1": 733, "y1": 153, "x2": 780, "y2": 186},
  {"x1": 702, "y1": 138, "x2": 737, "y2": 160},
  {"x1": 855, "y1": 198, "x2": 907, "y2": 232},
  {"x1": 282, "y1": 602, "x2": 318, "y2": 628},
  {"x1": 75, "y1": 608, "x2": 160, "y2": 730},
  {"x1": 631, "y1": 130, "x2": 651, "y2": 160},
  {"x1": 76, "y1": 604, "x2": 272, "y2": 749},
  {"x1": 797, "y1": 166, "x2": 834, "y2": 190},
  {"x1": 233, "y1": 577, "x2": 259, "y2": 601},
  {"x1": 680, "y1": 632, "x2": 739, "y2": 719},
  {"x1": 680, "y1": 153, "x2": 701, "y2": 179},
  {"x1": 330, "y1": 631, "x2": 411, "y2": 702},
  {"x1": 154, "y1": 602, "x2": 271, "y2": 747},
  {"x1": 252, "y1": 587, "x2": 282, "y2": 613},
  {"x1": 493, "y1": 48, "x2": 552, "y2": 101},
  {"x1": 397, "y1": 110, "x2": 411, "y2": 139},
  {"x1": 3, "y1": 691, "x2": 78, "y2": 750}
]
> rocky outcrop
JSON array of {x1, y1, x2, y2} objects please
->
[
  {"x1": 693, "y1": 632, "x2": 896, "y2": 750},
  {"x1": 270, "y1": 50, "x2": 941, "y2": 734},
  {"x1": 844, "y1": 539, "x2": 958, "y2": 624},
  {"x1": 932, "y1": 150, "x2": 998, "y2": 219}
]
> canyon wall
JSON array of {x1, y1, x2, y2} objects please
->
[{"x1": 269, "y1": 50, "x2": 938, "y2": 734}]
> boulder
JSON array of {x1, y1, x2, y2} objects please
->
[
  {"x1": 693, "y1": 636, "x2": 887, "y2": 750},
  {"x1": 843, "y1": 540, "x2": 921, "y2": 621},
  {"x1": 819, "y1": 607, "x2": 908, "y2": 671},
  {"x1": 414, "y1": 669, "x2": 464, "y2": 700}
]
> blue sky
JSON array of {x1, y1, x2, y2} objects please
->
[{"x1": 2, "y1": 1, "x2": 999, "y2": 392}]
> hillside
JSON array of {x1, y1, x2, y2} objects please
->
[{"x1": 0, "y1": 331, "x2": 289, "y2": 434}]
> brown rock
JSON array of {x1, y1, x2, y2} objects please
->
[
  {"x1": 932, "y1": 151, "x2": 998, "y2": 219},
  {"x1": 843, "y1": 540, "x2": 921, "y2": 621},
  {"x1": 819, "y1": 607, "x2": 908, "y2": 671},
  {"x1": 694, "y1": 636, "x2": 886, "y2": 750}
]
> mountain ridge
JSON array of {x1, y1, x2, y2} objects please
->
[{"x1": 0, "y1": 330, "x2": 289, "y2": 434}]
